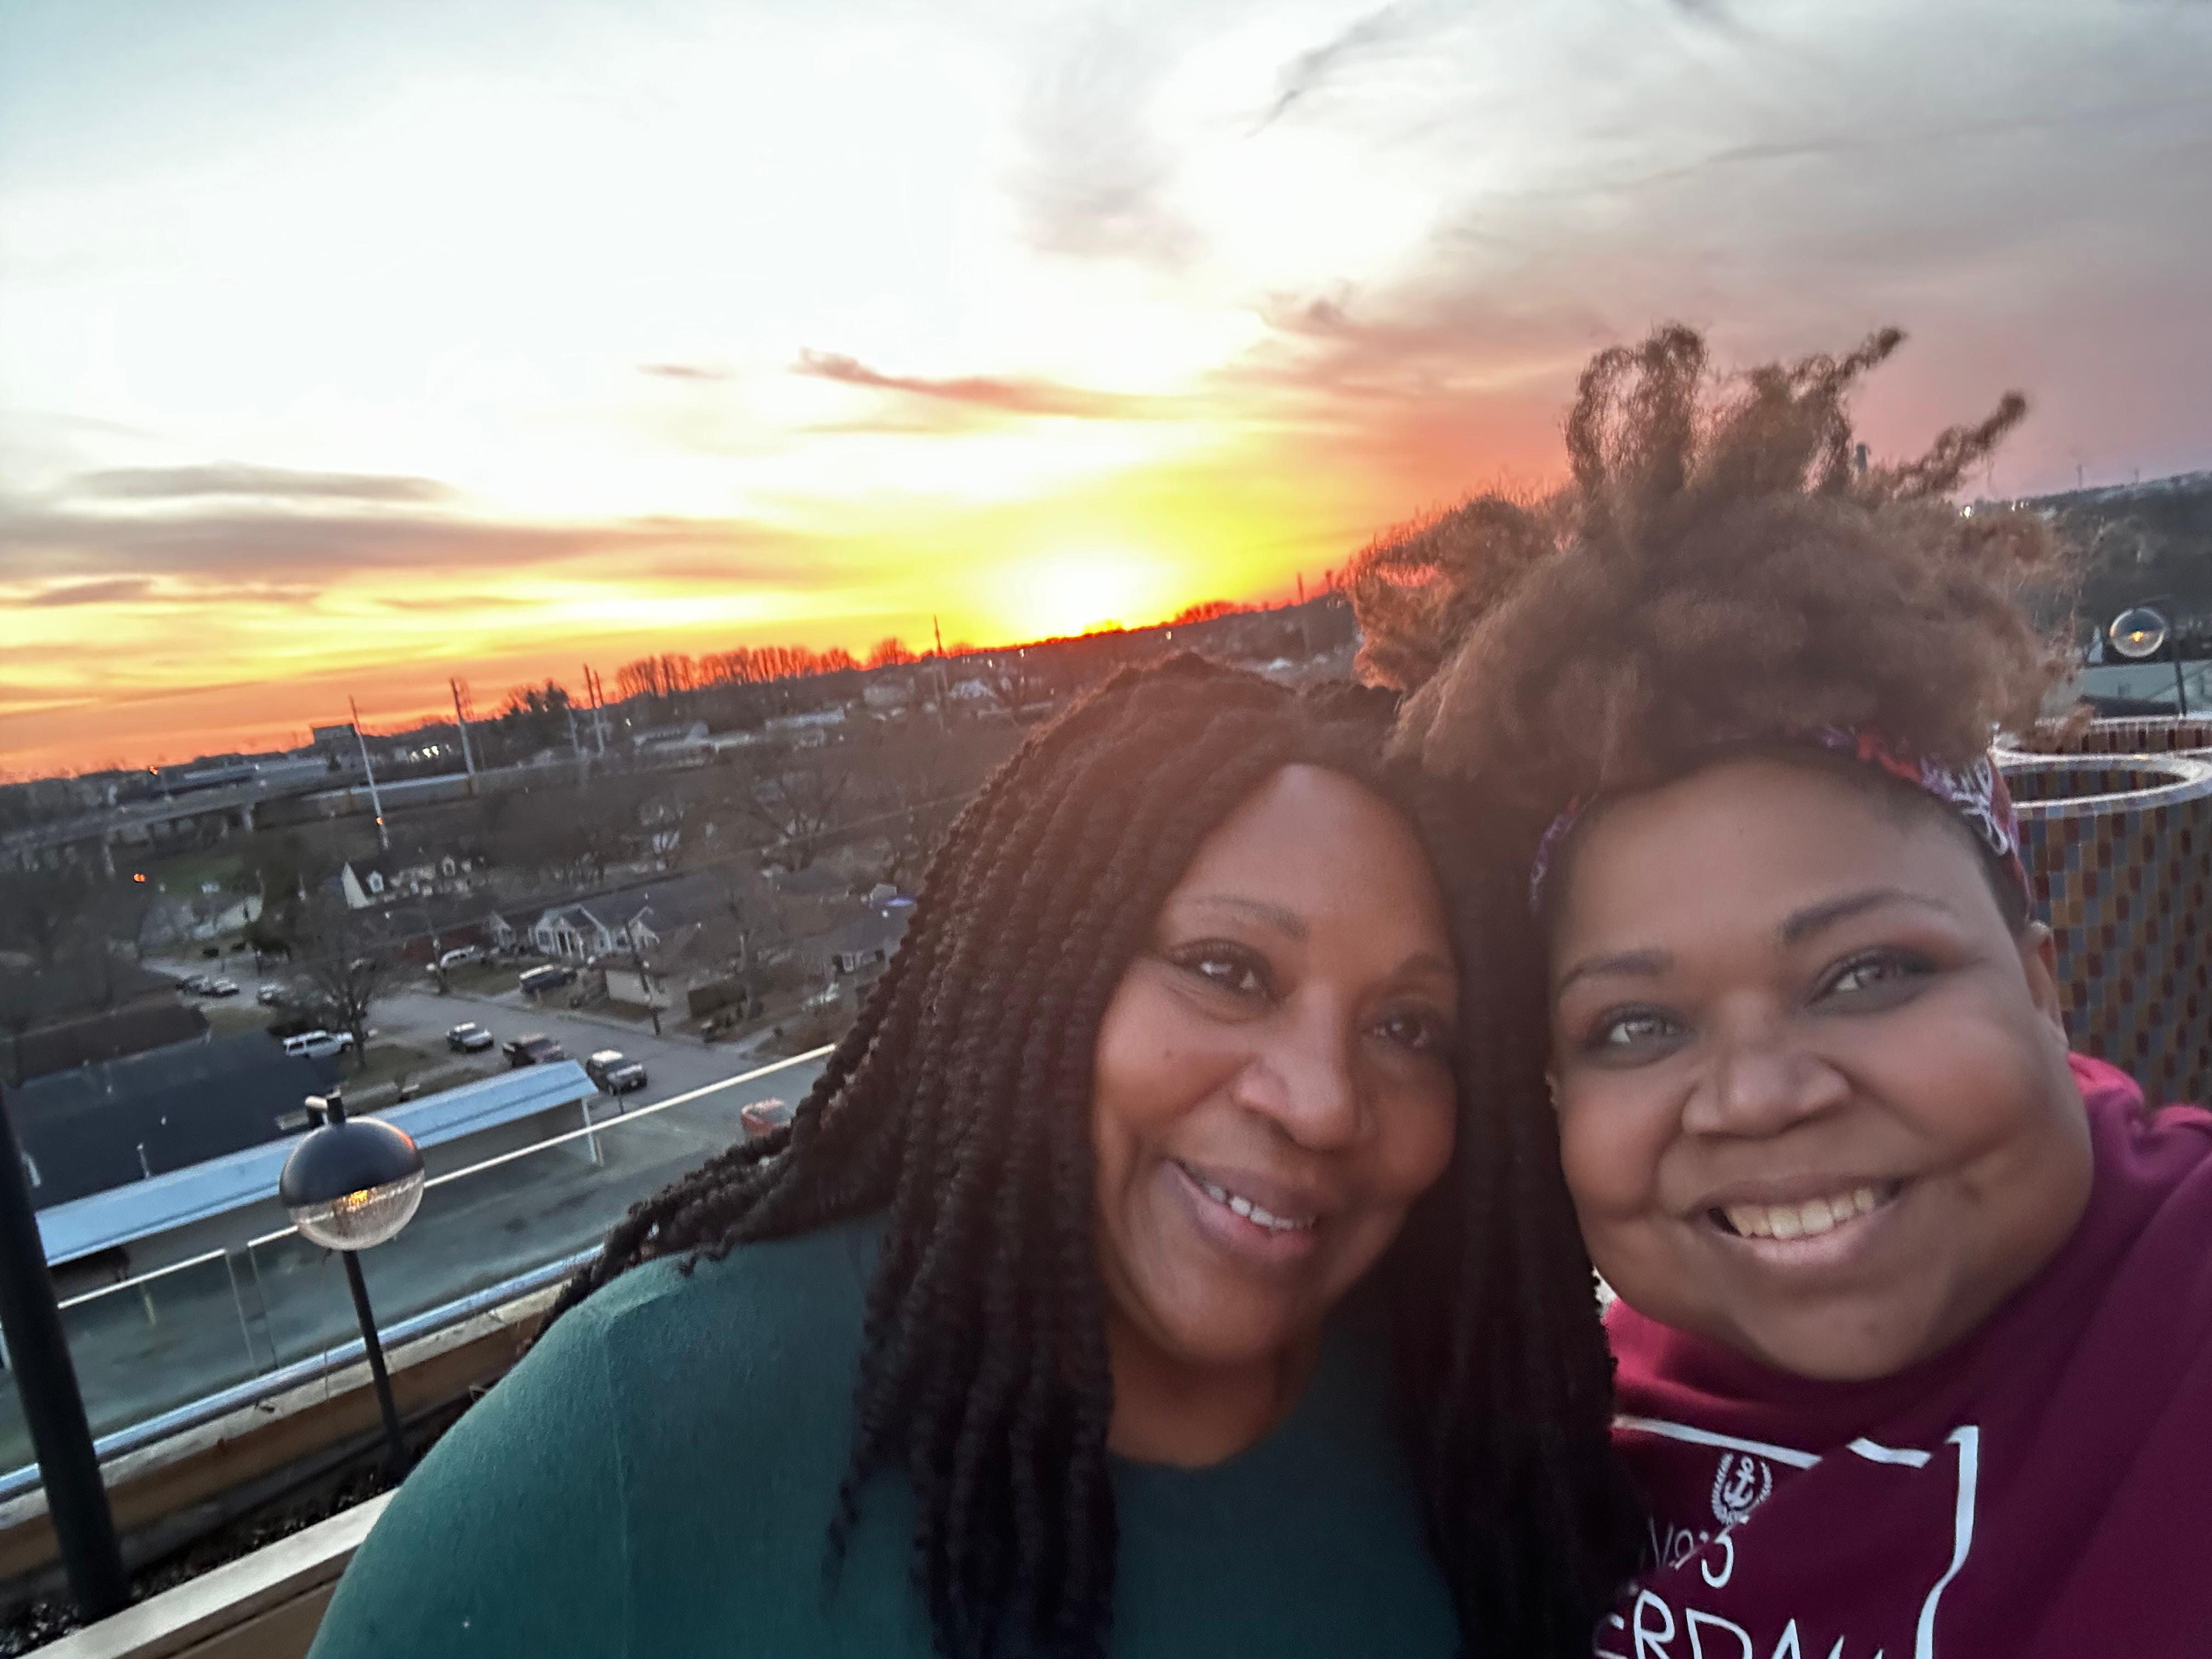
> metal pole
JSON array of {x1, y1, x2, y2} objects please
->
[
  {"x1": 0, "y1": 1088, "x2": 128, "y2": 1620},
  {"x1": 341, "y1": 1251, "x2": 409, "y2": 1481},
  {"x1": 317, "y1": 1095, "x2": 409, "y2": 1480},
  {"x1": 349, "y1": 697, "x2": 388, "y2": 853},
  {"x1": 2174, "y1": 651, "x2": 2190, "y2": 718},
  {"x1": 450, "y1": 679, "x2": 477, "y2": 780}
]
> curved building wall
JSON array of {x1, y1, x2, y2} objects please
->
[
  {"x1": 1996, "y1": 748, "x2": 2212, "y2": 1107},
  {"x1": 2004, "y1": 715, "x2": 2212, "y2": 759}
]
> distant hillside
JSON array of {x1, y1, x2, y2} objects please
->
[{"x1": 2027, "y1": 470, "x2": 2212, "y2": 625}]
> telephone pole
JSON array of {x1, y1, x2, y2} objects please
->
[
  {"x1": 931, "y1": 616, "x2": 951, "y2": 735},
  {"x1": 349, "y1": 697, "x2": 389, "y2": 852},
  {"x1": 450, "y1": 679, "x2": 477, "y2": 783},
  {"x1": 583, "y1": 665, "x2": 608, "y2": 755}
]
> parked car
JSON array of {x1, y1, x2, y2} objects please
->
[
  {"x1": 503, "y1": 1033, "x2": 566, "y2": 1067},
  {"x1": 178, "y1": 972, "x2": 212, "y2": 994},
  {"x1": 517, "y1": 964, "x2": 577, "y2": 997},
  {"x1": 585, "y1": 1049, "x2": 647, "y2": 1094},
  {"x1": 446, "y1": 1022, "x2": 495, "y2": 1053},
  {"x1": 205, "y1": 978, "x2": 240, "y2": 997},
  {"x1": 438, "y1": 945, "x2": 483, "y2": 969},
  {"x1": 255, "y1": 983, "x2": 285, "y2": 1006},
  {"x1": 740, "y1": 1097, "x2": 794, "y2": 1139},
  {"x1": 281, "y1": 1030, "x2": 356, "y2": 1060}
]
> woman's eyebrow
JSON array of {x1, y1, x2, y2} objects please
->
[
  {"x1": 1777, "y1": 886, "x2": 1959, "y2": 946},
  {"x1": 1553, "y1": 947, "x2": 1671, "y2": 997},
  {"x1": 1184, "y1": 893, "x2": 1308, "y2": 940}
]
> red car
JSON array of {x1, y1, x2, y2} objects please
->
[{"x1": 740, "y1": 1097, "x2": 793, "y2": 1139}]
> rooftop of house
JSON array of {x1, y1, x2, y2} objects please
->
[
  {"x1": 4, "y1": 997, "x2": 211, "y2": 1085},
  {"x1": 11, "y1": 1031, "x2": 341, "y2": 1209}
]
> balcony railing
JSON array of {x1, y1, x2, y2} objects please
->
[{"x1": 0, "y1": 1046, "x2": 831, "y2": 1498}]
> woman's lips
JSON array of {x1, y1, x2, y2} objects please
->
[
  {"x1": 1698, "y1": 1177, "x2": 1912, "y2": 1272},
  {"x1": 1169, "y1": 1160, "x2": 1327, "y2": 1266}
]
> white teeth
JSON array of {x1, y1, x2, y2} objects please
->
[
  {"x1": 1182, "y1": 1166, "x2": 1316, "y2": 1232},
  {"x1": 1721, "y1": 1184, "x2": 1889, "y2": 1243}
]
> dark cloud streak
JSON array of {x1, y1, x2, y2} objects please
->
[
  {"x1": 21, "y1": 577, "x2": 155, "y2": 607},
  {"x1": 792, "y1": 348, "x2": 1170, "y2": 419},
  {"x1": 0, "y1": 502, "x2": 830, "y2": 588},
  {"x1": 1255, "y1": 1, "x2": 1453, "y2": 132},
  {"x1": 75, "y1": 462, "x2": 459, "y2": 503}
]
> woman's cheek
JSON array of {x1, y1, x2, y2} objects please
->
[{"x1": 1556, "y1": 1079, "x2": 1666, "y2": 1221}]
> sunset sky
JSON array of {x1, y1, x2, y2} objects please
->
[{"x1": 4, "y1": 0, "x2": 2209, "y2": 776}]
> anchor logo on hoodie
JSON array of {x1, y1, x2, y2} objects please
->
[{"x1": 1710, "y1": 1452, "x2": 1774, "y2": 1527}]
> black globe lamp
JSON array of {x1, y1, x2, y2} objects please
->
[{"x1": 279, "y1": 1093, "x2": 424, "y2": 1476}]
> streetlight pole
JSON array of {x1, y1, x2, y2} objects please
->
[
  {"x1": 278, "y1": 1092, "x2": 425, "y2": 1481},
  {"x1": 0, "y1": 1087, "x2": 128, "y2": 1621}
]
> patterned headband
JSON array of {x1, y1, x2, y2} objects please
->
[{"x1": 1527, "y1": 726, "x2": 2031, "y2": 913}]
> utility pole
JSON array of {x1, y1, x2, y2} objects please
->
[
  {"x1": 931, "y1": 616, "x2": 951, "y2": 735},
  {"x1": 450, "y1": 679, "x2": 477, "y2": 783},
  {"x1": 1296, "y1": 573, "x2": 1304, "y2": 605},
  {"x1": 349, "y1": 697, "x2": 389, "y2": 853},
  {"x1": 584, "y1": 665, "x2": 608, "y2": 755}
]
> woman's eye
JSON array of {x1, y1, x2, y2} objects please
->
[
  {"x1": 1820, "y1": 949, "x2": 1934, "y2": 1002},
  {"x1": 1585, "y1": 1007, "x2": 1685, "y2": 1054},
  {"x1": 1176, "y1": 946, "x2": 1270, "y2": 1000},
  {"x1": 1375, "y1": 1007, "x2": 1456, "y2": 1057}
]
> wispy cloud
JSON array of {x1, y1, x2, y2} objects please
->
[
  {"x1": 73, "y1": 462, "x2": 459, "y2": 503},
  {"x1": 639, "y1": 362, "x2": 731, "y2": 382},
  {"x1": 0, "y1": 503, "x2": 820, "y2": 585},
  {"x1": 1254, "y1": 1, "x2": 1455, "y2": 133},
  {"x1": 1009, "y1": 16, "x2": 1198, "y2": 267},
  {"x1": 21, "y1": 577, "x2": 156, "y2": 607},
  {"x1": 793, "y1": 349, "x2": 1172, "y2": 419}
]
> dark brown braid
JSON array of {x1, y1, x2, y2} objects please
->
[{"x1": 537, "y1": 653, "x2": 1637, "y2": 1658}]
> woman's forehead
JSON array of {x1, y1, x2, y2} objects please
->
[{"x1": 1550, "y1": 758, "x2": 1997, "y2": 951}]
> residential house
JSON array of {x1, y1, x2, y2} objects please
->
[
  {"x1": 527, "y1": 901, "x2": 622, "y2": 962},
  {"x1": 341, "y1": 846, "x2": 476, "y2": 910},
  {"x1": 812, "y1": 901, "x2": 913, "y2": 981},
  {"x1": 860, "y1": 675, "x2": 915, "y2": 712}
]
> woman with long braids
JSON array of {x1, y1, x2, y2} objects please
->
[
  {"x1": 1355, "y1": 325, "x2": 2212, "y2": 1655},
  {"x1": 311, "y1": 654, "x2": 1639, "y2": 1659}
]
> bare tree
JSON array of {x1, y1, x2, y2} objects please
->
[
  {"x1": 865, "y1": 636, "x2": 915, "y2": 668},
  {"x1": 741, "y1": 751, "x2": 851, "y2": 871},
  {"x1": 0, "y1": 868, "x2": 89, "y2": 967},
  {"x1": 283, "y1": 900, "x2": 406, "y2": 1070}
]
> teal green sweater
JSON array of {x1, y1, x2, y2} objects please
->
[{"x1": 308, "y1": 1217, "x2": 1459, "y2": 1657}]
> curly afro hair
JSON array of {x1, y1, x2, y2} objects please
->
[{"x1": 1348, "y1": 324, "x2": 2075, "y2": 827}]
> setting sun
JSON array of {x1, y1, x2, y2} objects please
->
[{"x1": 1006, "y1": 552, "x2": 1172, "y2": 642}]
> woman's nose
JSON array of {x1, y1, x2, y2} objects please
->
[
  {"x1": 1684, "y1": 1016, "x2": 1847, "y2": 1138},
  {"x1": 1231, "y1": 1003, "x2": 1364, "y2": 1150}
]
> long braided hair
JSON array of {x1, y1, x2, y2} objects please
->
[{"x1": 538, "y1": 653, "x2": 1640, "y2": 1658}]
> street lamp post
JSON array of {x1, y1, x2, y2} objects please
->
[
  {"x1": 2107, "y1": 603, "x2": 2189, "y2": 716},
  {"x1": 278, "y1": 1092, "x2": 425, "y2": 1479}
]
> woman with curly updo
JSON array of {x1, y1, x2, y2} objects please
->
[
  {"x1": 1355, "y1": 326, "x2": 2212, "y2": 1656},
  {"x1": 311, "y1": 654, "x2": 1639, "y2": 1659}
]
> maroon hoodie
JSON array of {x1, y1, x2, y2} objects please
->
[{"x1": 1602, "y1": 1055, "x2": 2212, "y2": 1659}]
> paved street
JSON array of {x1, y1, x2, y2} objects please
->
[
  {"x1": 1, "y1": 984, "x2": 825, "y2": 1475},
  {"x1": 369, "y1": 980, "x2": 783, "y2": 1108}
]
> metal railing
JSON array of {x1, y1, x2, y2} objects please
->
[{"x1": 0, "y1": 1045, "x2": 833, "y2": 1499}]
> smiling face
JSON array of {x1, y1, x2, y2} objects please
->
[
  {"x1": 1547, "y1": 755, "x2": 2091, "y2": 1381},
  {"x1": 1090, "y1": 763, "x2": 1460, "y2": 1445}
]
